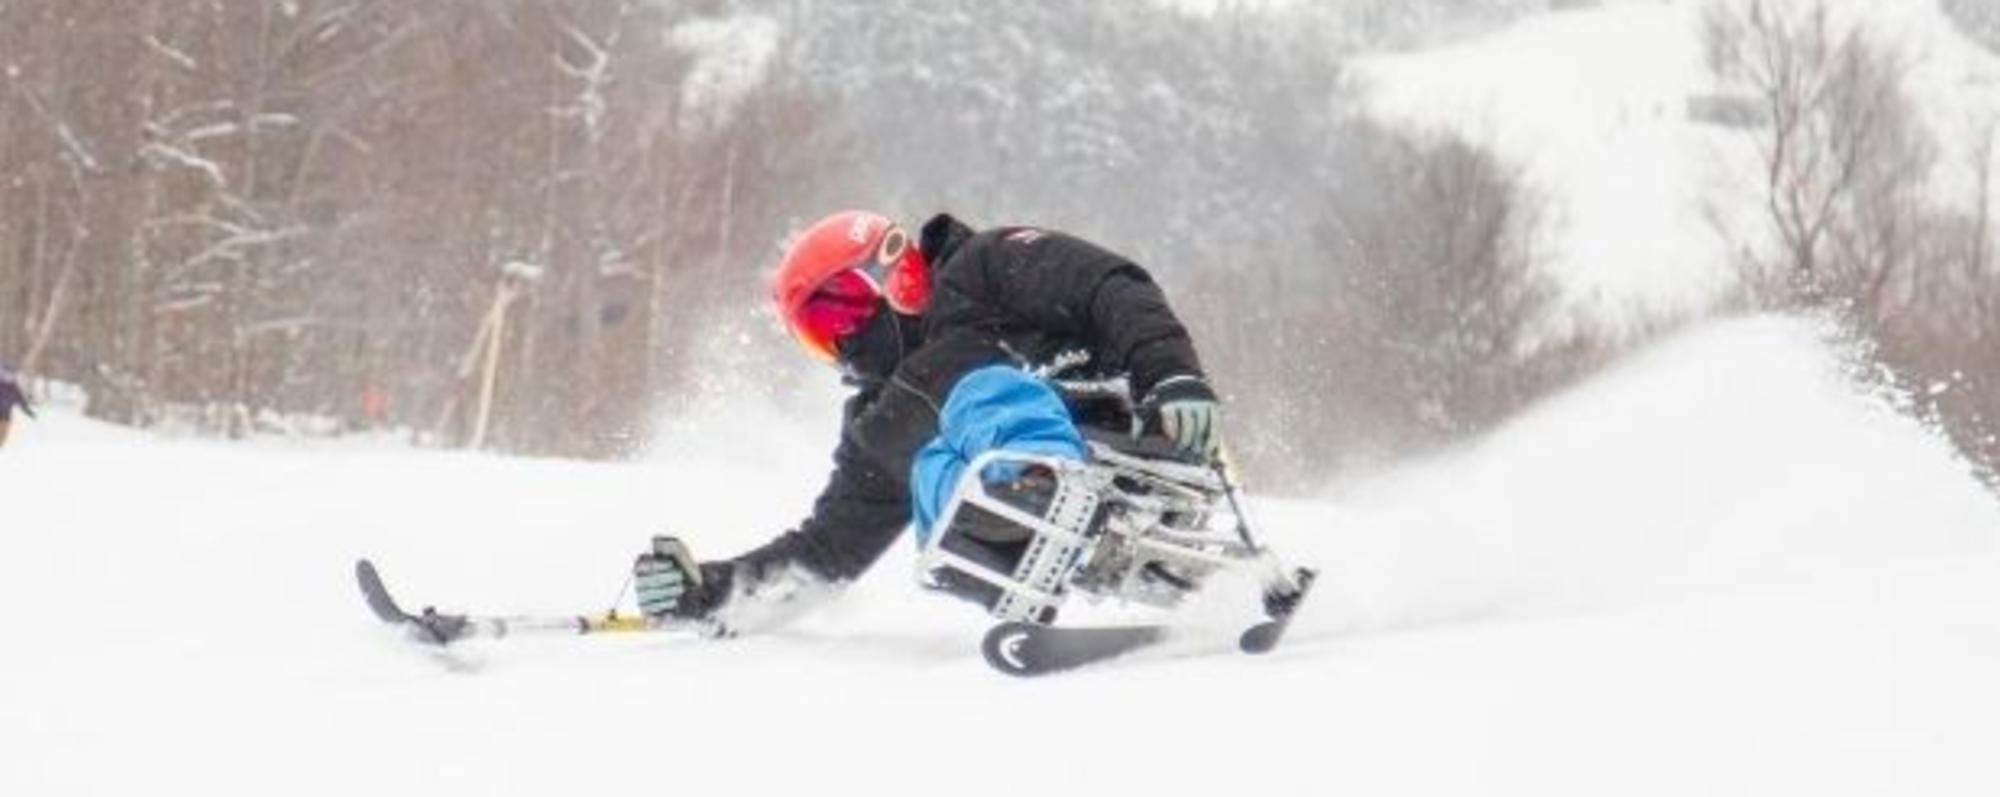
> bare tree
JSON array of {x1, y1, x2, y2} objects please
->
[
  {"x1": 1203, "y1": 122, "x2": 1600, "y2": 484},
  {"x1": 1705, "y1": 0, "x2": 2000, "y2": 485},
  {"x1": 1702, "y1": 0, "x2": 1935, "y2": 318}
]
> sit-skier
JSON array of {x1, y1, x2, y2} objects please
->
[{"x1": 631, "y1": 211, "x2": 1225, "y2": 633}]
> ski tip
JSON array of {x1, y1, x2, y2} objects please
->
[
  {"x1": 353, "y1": 558, "x2": 475, "y2": 647},
  {"x1": 1238, "y1": 621, "x2": 1284, "y2": 654},
  {"x1": 355, "y1": 557, "x2": 413, "y2": 625},
  {"x1": 1241, "y1": 567, "x2": 1318, "y2": 654},
  {"x1": 355, "y1": 559, "x2": 387, "y2": 601}
]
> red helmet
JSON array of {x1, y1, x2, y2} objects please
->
[{"x1": 771, "y1": 210, "x2": 931, "y2": 362}]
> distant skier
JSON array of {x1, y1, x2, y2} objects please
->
[
  {"x1": 0, "y1": 366, "x2": 35, "y2": 448},
  {"x1": 631, "y1": 211, "x2": 1224, "y2": 633}
]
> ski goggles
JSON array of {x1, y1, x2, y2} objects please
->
[{"x1": 786, "y1": 268, "x2": 883, "y2": 363}]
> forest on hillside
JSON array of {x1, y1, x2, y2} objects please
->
[{"x1": 2, "y1": 0, "x2": 1993, "y2": 488}]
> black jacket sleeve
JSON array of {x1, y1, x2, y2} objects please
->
[
  {"x1": 719, "y1": 326, "x2": 1010, "y2": 582},
  {"x1": 718, "y1": 388, "x2": 913, "y2": 585},
  {"x1": 946, "y1": 228, "x2": 1209, "y2": 399}
]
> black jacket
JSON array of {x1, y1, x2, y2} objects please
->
[{"x1": 708, "y1": 214, "x2": 1212, "y2": 610}]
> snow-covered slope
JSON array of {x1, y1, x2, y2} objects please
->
[
  {"x1": 4, "y1": 315, "x2": 1997, "y2": 796},
  {"x1": 1355, "y1": 0, "x2": 2000, "y2": 332},
  {"x1": 1357, "y1": 0, "x2": 1730, "y2": 327},
  {"x1": 8, "y1": 3, "x2": 2000, "y2": 794}
]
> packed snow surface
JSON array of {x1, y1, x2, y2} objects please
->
[{"x1": 4, "y1": 315, "x2": 1997, "y2": 796}]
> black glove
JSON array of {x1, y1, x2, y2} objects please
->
[
  {"x1": 634, "y1": 536, "x2": 728, "y2": 620},
  {"x1": 1143, "y1": 375, "x2": 1222, "y2": 461}
]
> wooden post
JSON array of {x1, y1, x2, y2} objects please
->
[{"x1": 467, "y1": 282, "x2": 519, "y2": 450}]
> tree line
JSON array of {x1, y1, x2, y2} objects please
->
[
  {"x1": 5, "y1": 0, "x2": 1991, "y2": 490},
  {"x1": 0, "y1": 0, "x2": 1591, "y2": 486},
  {"x1": 1, "y1": 1, "x2": 814, "y2": 456}
]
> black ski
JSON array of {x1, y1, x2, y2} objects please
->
[
  {"x1": 355, "y1": 559, "x2": 472, "y2": 644},
  {"x1": 1238, "y1": 567, "x2": 1318, "y2": 654},
  {"x1": 981, "y1": 622, "x2": 1167, "y2": 677}
]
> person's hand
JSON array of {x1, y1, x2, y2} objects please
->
[
  {"x1": 1145, "y1": 375, "x2": 1222, "y2": 461},
  {"x1": 634, "y1": 535, "x2": 707, "y2": 620},
  {"x1": 1159, "y1": 399, "x2": 1221, "y2": 460}
]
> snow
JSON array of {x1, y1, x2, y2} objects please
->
[
  {"x1": 9, "y1": 2, "x2": 2000, "y2": 794},
  {"x1": 668, "y1": 14, "x2": 780, "y2": 133},
  {"x1": 4, "y1": 314, "x2": 1998, "y2": 796},
  {"x1": 1148, "y1": 0, "x2": 1297, "y2": 15},
  {"x1": 1840, "y1": 0, "x2": 2000, "y2": 211},
  {"x1": 1356, "y1": 1, "x2": 1731, "y2": 329},
  {"x1": 1353, "y1": 0, "x2": 2000, "y2": 331},
  {"x1": 141, "y1": 141, "x2": 226, "y2": 186}
]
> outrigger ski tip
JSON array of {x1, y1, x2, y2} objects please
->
[
  {"x1": 354, "y1": 559, "x2": 407, "y2": 624},
  {"x1": 355, "y1": 558, "x2": 473, "y2": 644},
  {"x1": 1240, "y1": 567, "x2": 1318, "y2": 654}
]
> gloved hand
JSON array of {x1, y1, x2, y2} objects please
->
[
  {"x1": 1145, "y1": 375, "x2": 1223, "y2": 461},
  {"x1": 634, "y1": 535, "x2": 708, "y2": 620}
]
